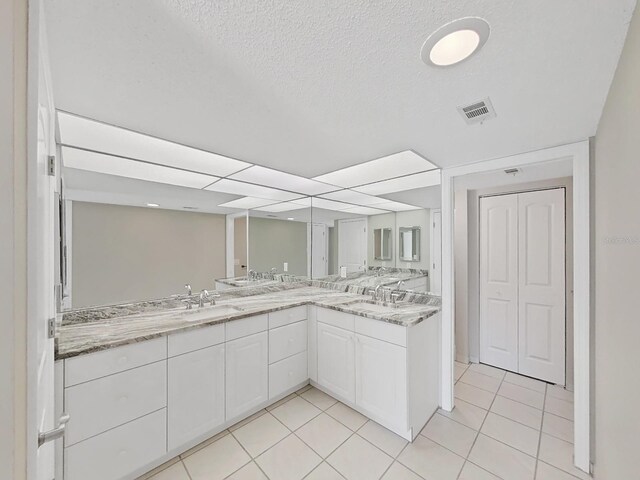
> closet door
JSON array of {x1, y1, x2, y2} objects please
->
[
  {"x1": 479, "y1": 194, "x2": 519, "y2": 372},
  {"x1": 517, "y1": 189, "x2": 565, "y2": 384}
]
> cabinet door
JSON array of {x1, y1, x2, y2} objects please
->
[
  {"x1": 168, "y1": 344, "x2": 225, "y2": 451},
  {"x1": 355, "y1": 334, "x2": 406, "y2": 430},
  {"x1": 317, "y1": 322, "x2": 355, "y2": 403},
  {"x1": 226, "y1": 332, "x2": 268, "y2": 420}
]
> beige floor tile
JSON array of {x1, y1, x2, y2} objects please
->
[
  {"x1": 490, "y1": 395, "x2": 543, "y2": 430},
  {"x1": 458, "y1": 461, "x2": 501, "y2": 480},
  {"x1": 438, "y1": 399, "x2": 488, "y2": 431},
  {"x1": 295, "y1": 413, "x2": 352, "y2": 458},
  {"x1": 266, "y1": 393, "x2": 297, "y2": 411},
  {"x1": 542, "y1": 412, "x2": 574, "y2": 443},
  {"x1": 468, "y1": 363, "x2": 506, "y2": 380},
  {"x1": 326, "y1": 402, "x2": 368, "y2": 431},
  {"x1": 504, "y1": 372, "x2": 547, "y2": 393},
  {"x1": 480, "y1": 412, "x2": 540, "y2": 456},
  {"x1": 179, "y1": 430, "x2": 229, "y2": 459},
  {"x1": 498, "y1": 382, "x2": 544, "y2": 409},
  {"x1": 232, "y1": 413, "x2": 290, "y2": 457},
  {"x1": 270, "y1": 396, "x2": 322, "y2": 430},
  {"x1": 146, "y1": 461, "x2": 190, "y2": 480},
  {"x1": 538, "y1": 434, "x2": 591, "y2": 480},
  {"x1": 397, "y1": 435, "x2": 464, "y2": 480},
  {"x1": 229, "y1": 409, "x2": 268, "y2": 432},
  {"x1": 544, "y1": 396, "x2": 574, "y2": 421},
  {"x1": 225, "y1": 461, "x2": 268, "y2": 480},
  {"x1": 546, "y1": 385, "x2": 574, "y2": 403},
  {"x1": 536, "y1": 460, "x2": 583, "y2": 479},
  {"x1": 455, "y1": 382, "x2": 496, "y2": 410},
  {"x1": 420, "y1": 413, "x2": 477, "y2": 457},
  {"x1": 380, "y1": 461, "x2": 422, "y2": 480},
  {"x1": 255, "y1": 434, "x2": 321, "y2": 480},
  {"x1": 455, "y1": 363, "x2": 468, "y2": 381},
  {"x1": 301, "y1": 387, "x2": 338, "y2": 410},
  {"x1": 459, "y1": 370, "x2": 502, "y2": 393},
  {"x1": 468, "y1": 434, "x2": 536, "y2": 480},
  {"x1": 182, "y1": 434, "x2": 251, "y2": 480},
  {"x1": 357, "y1": 421, "x2": 408, "y2": 458},
  {"x1": 327, "y1": 434, "x2": 393, "y2": 480},
  {"x1": 305, "y1": 462, "x2": 345, "y2": 480}
]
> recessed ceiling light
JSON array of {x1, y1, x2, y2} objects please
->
[
  {"x1": 421, "y1": 17, "x2": 490, "y2": 67},
  {"x1": 147, "y1": 203, "x2": 159, "y2": 207},
  {"x1": 287, "y1": 217, "x2": 295, "y2": 221}
]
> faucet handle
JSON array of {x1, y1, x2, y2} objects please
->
[{"x1": 184, "y1": 284, "x2": 192, "y2": 296}]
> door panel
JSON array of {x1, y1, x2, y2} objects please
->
[
  {"x1": 355, "y1": 334, "x2": 406, "y2": 430},
  {"x1": 317, "y1": 323, "x2": 355, "y2": 403},
  {"x1": 225, "y1": 332, "x2": 268, "y2": 420},
  {"x1": 480, "y1": 195, "x2": 519, "y2": 371},
  {"x1": 518, "y1": 189, "x2": 565, "y2": 384},
  {"x1": 168, "y1": 345, "x2": 225, "y2": 450}
]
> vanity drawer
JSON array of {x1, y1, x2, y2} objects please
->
[
  {"x1": 317, "y1": 307, "x2": 355, "y2": 331},
  {"x1": 226, "y1": 314, "x2": 268, "y2": 341},
  {"x1": 269, "y1": 305, "x2": 307, "y2": 329},
  {"x1": 355, "y1": 316, "x2": 407, "y2": 347},
  {"x1": 168, "y1": 324, "x2": 225, "y2": 357},
  {"x1": 64, "y1": 337, "x2": 166, "y2": 387},
  {"x1": 65, "y1": 361, "x2": 167, "y2": 446},
  {"x1": 269, "y1": 320, "x2": 307, "y2": 364},
  {"x1": 269, "y1": 351, "x2": 308, "y2": 399},
  {"x1": 65, "y1": 409, "x2": 166, "y2": 480}
]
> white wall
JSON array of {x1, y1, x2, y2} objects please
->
[
  {"x1": 593, "y1": 4, "x2": 640, "y2": 477},
  {"x1": 0, "y1": 1, "x2": 28, "y2": 478},
  {"x1": 72, "y1": 202, "x2": 227, "y2": 307}
]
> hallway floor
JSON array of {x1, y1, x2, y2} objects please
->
[{"x1": 140, "y1": 363, "x2": 583, "y2": 480}]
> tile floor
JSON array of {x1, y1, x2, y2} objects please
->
[{"x1": 139, "y1": 364, "x2": 585, "y2": 480}]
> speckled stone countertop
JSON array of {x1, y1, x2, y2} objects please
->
[
  {"x1": 215, "y1": 273, "x2": 306, "y2": 288},
  {"x1": 310, "y1": 269, "x2": 427, "y2": 293},
  {"x1": 56, "y1": 284, "x2": 441, "y2": 360}
]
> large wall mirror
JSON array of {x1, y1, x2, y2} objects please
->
[{"x1": 55, "y1": 111, "x2": 443, "y2": 309}]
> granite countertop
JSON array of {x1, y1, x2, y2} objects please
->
[{"x1": 56, "y1": 284, "x2": 441, "y2": 360}]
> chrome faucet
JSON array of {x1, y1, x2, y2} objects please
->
[
  {"x1": 373, "y1": 284, "x2": 382, "y2": 301},
  {"x1": 378, "y1": 266, "x2": 388, "y2": 277},
  {"x1": 185, "y1": 284, "x2": 193, "y2": 310},
  {"x1": 248, "y1": 269, "x2": 256, "y2": 280}
]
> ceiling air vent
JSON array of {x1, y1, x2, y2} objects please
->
[
  {"x1": 457, "y1": 97, "x2": 496, "y2": 125},
  {"x1": 504, "y1": 168, "x2": 520, "y2": 175}
]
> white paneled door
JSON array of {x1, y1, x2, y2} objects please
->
[
  {"x1": 480, "y1": 189, "x2": 565, "y2": 385},
  {"x1": 338, "y1": 218, "x2": 367, "y2": 273},
  {"x1": 480, "y1": 194, "x2": 519, "y2": 373}
]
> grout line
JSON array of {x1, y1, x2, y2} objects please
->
[{"x1": 533, "y1": 383, "x2": 548, "y2": 479}]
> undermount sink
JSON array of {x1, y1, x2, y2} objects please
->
[
  {"x1": 179, "y1": 304, "x2": 244, "y2": 322},
  {"x1": 345, "y1": 300, "x2": 402, "y2": 313}
]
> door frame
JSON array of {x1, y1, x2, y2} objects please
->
[
  {"x1": 225, "y1": 211, "x2": 249, "y2": 278},
  {"x1": 307, "y1": 222, "x2": 329, "y2": 278},
  {"x1": 429, "y1": 209, "x2": 441, "y2": 295},
  {"x1": 440, "y1": 140, "x2": 591, "y2": 473}
]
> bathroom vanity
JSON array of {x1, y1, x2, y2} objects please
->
[{"x1": 55, "y1": 285, "x2": 440, "y2": 480}]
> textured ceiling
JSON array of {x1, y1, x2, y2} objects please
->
[{"x1": 44, "y1": 0, "x2": 635, "y2": 176}]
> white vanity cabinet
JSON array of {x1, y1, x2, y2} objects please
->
[
  {"x1": 314, "y1": 307, "x2": 440, "y2": 441},
  {"x1": 167, "y1": 324, "x2": 226, "y2": 451}
]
